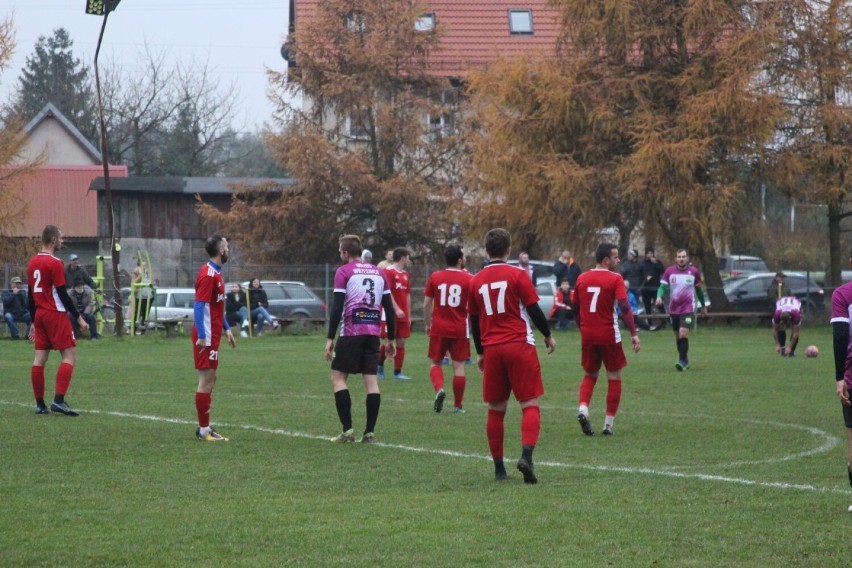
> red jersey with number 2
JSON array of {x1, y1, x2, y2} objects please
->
[
  {"x1": 574, "y1": 268, "x2": 626, "y2": 345},
  {"x1": 468, "y1": 262, "x2": 539, "y2": 346},
  {"x1": 27, "y1": 252, "x2": 68, "y2": 312}
]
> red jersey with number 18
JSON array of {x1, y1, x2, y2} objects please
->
[
  {"x1": 424, "y1": 268, "x2": 472, "y2": 339},
  {"x1": 574, "y1": 268, "x2": 626, "y2": 345},
  {"x1": 27, "y1": 252, "x2": 68, "y2": 312},
  {"x1": 468, "y1": 262, "x2": 539, "y2": 346}
]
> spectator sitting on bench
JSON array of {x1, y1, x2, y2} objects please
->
[
  {"x1": 69, "y1": 279, "x2": 101, "y2": 340},
  {"x1": 247, "y1": 278, "x2": 277, "y2": 335},
  {"x1": 226, "y1": 282, "x2": 250, "y2": 338},
  {"x1": 3, "y1": 276, "x2": 31, "y2": 340}
]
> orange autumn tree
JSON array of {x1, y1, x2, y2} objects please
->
[
  {"x1": 201, "y1": 0, "x2": 466, "y2": 263},
  {"x1": 0, "y1": 17, "x2": 39, "y2": 264},
  {"x1": 467, "y1": 1, "x2": 784, "y2": 306}
]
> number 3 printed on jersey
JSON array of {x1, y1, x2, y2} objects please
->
[{"x1": 477, "y1": 281, "x2": 508, "y2": 315}]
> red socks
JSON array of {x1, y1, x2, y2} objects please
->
[
  {"x1": 486, "y1": 409, "x2": 505, "y2": 459},
  {"x1": 195, "y1": 392, "x2": 212, "y2": 427},
  {"x1": 55, "y1": 362, "x2": 74, "y2": 396},
  {"x1": 452, "y1": 375, "x2": 465, "y2": 408},
  {"x1": 521, "y1": 405, "x2": 540, "y2": 448},
  {"x1": 578, "y1": 375, "x2": 597, "y2": 406},
  {"x1": 31, "y1": 366, "x2": 45, "y2": 399},
  {"x1": 394, "y1": 346, "x2": 406, "y2": 373},
  {"x1": 606, "y1": 379, "x2": 622, "y2": 417},
  {"x1": 430, "y1": 365, "x2": 444, "y2": 392}
]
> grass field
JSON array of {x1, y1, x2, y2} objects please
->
[{"x1": 0, "y1": 324, "x2": 846, "y2": 566}]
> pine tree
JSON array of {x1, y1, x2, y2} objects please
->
[{"x1": 11, "y1": 28, "x2": 98, "y2": 144}]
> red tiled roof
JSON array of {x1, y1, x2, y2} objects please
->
[
  {"x1": 293, "y1": 0, "x2": 561, "y2": 77},
  {"x1": 10, "y1": 165, "x2": 129, "y2": 238}
]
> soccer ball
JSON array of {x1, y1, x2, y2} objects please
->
[{"x1": 805, "y1": 345, "x2": 819, "y2": 358}]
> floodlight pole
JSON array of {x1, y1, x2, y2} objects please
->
[{"x1": 91, "y1": 4, "x2": 125, "y2": 335}]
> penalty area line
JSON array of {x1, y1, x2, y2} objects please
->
[{"x1": 1, "y1": 399, "x2": 845, "y2": 495}]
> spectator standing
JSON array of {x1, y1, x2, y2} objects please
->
[
  {"x1": 574, "y1": 244, "x2": 641, "y2": 436},
  {"x1": 192, "y1": 235, "x2": 236, "y2": 441},
  {"x1": 656, "y1": 249, "x2": 707, "y2": 370},
  {"x1": 247, "y1": 278, "x2": 277, "y2": 335},
  {"x1": 361, "y1": 249, "x2": 373, "y2": 263},
  {"x1": 620, "y1": 249, "x2": 643, "y2": 298},
  {"x1": 69, "y1": 280, "x2": 101, "y2": 339},
  {"x1": 831, "y1": 247, "x2": 852, "y2": 508},
  {"x1": 469, "y1": 228, "x2": 556, "y2": 484},
  {"x1": 552, "y1": 250, "x2": 582, "y2": 287},
  {"x1": 423, "y1": 244, "x2": 473, "y2": 414},
  {"x1": 27, "y1": 225, "x2": 89, "y2": 416},
  {"x1": 377, "y1": 249, "x2": 394, "y2": 269},
  {"x1": 767, "y1": 272, "x2": 787, "y2": 306},
  {"x1": 225, "y1": 282, "x2": 250, "y2": 338},
  {"x1": 65, "y1": 254, "x2": 96, "y2": 290},
  {"x1": 325, "y1": 234, "x2": 396, "y2": 444},
  {"x1": 380, "y1": 247, "x2": 414, "y2": 380},
  {"x1": 640, "y1": 248, "x2": 666, "y2": 327},
  {"x1": 517, "y1": 251, "x2": 538, "y2": 286},
  {"x1": 3, "y1": 276, "x2": 32, "y2": 340}
]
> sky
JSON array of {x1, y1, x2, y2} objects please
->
[{"x1": 1, "y1": 0, "x2": 290, "y2": 132}]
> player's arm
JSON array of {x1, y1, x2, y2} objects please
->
[
  {"x1": 194, "y1": 301, "x2": 208, "y2": 342},
  {"x1": 656, "y1": 281, "x2": 669, "y2": 304},
  {"x1": 381, "y1": 292, "x2": 396, "y2": 341},
  {"x1": 56, "y1": 286, "x2": 81, "y2": 320},
  {"x1": 833, "y1": 316, "x2": 850, "y2": 404},
  {"x1": 326, "y1": 292, "x2": 345, "y2": 341},
  {"x1": 526, "y1": 302, "x2": 556, "y2": 354},
  {"x1": 695, "y1": 285, "x2": 706, "y2": 310},
  {"x1": 470, "y1": 314, "x2": 483, "y2": 356},
  {"x1": 422, "y1": 295, "x2": 434, "y2": 335},
  {"x1": 772, "y1": 322, "x2": 782, "y2": 351}
]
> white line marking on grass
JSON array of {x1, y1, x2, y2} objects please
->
[{"x1": 2, "y1": 399, "x2": 846, "y2": 495}]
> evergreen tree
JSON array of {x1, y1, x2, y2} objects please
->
[{"x1": 11, "y1": 28, "x2": 98, "y2": 145}]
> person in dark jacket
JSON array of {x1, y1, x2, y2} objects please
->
[
  {"x1": 620, "y1": 249, "x2": 643, "y2": 298},
  {"x1": 641, "y1": 248, "x2": 666, "y2": 328},
  {"x1": 247, "y1": 278, "x2": 277, "y2": 335},
  {"x1": 65, "y1": 254, "x2": 97, "y2": 290},
  {"x1": 3, "y1": 276, "x2": 31, "y2": 339},
  {"x1": 225, "y1": 282, "x2": 250, "y2": 337},
  {"x1": 552, "y1": 250, "x2": 582, "y2": 287}
]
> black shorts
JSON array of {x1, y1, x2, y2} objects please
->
[
  {"x1": 670, "y1": 313, "x2": 694, "y2": 330},
  {"x1": 331, "y1": 335, "x2": 381, "y2": 375},
  {"x1": 842, "y1": 402, "x2": 852, "y2": 429}
]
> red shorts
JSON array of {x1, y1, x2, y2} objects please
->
[
  {"x1": 428, "y1": 335, "x2": 470, "y2": 363},
  {"x1": 34, "y1": 310, "x2": 76, "y2": 351},
  {"x1": 482, "y1": 342, "x2": 544, "y2": 404},
  {"x1": 581, "y1": 343, "x2": 627, "y2": 374},
  {"x1": 381, "y1": 319, "x2": 411, "y2": 340},
  {"x1": 192, "y1": 327, "x2": 221, "y2": 370}
]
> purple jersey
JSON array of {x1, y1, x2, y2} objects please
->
[
  {"x1": 661, "y1": 265, "x2": 703, "y2": 315},
  {"x1": 772, "y1": 296, "x2": 802, "y2": 326},
  {"x1": 830, "y1": 282, "x2": 852, "y2": 387},
  {"x1": 334, "y1": 261, "x2": 391, "y2": 337}
]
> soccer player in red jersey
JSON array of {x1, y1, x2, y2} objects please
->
[
  {"x1": 380, "y1": 247, "x2": 414, "y2": 380},
  {"x1": 469, "y1": 229, "x2": 556, "y2": 483},
  {"x1": 192, "y1": 235, "x2": 237, "y2": 441},
  {"x1": 27, "y1": 225, "x2": 90, "y2": 416},
  {"x1": 573, "y1": 243, "x2": 641, "y2": 437},
  {"x1": 423, "y1": 244, "x2": 472, "y2": 414}
]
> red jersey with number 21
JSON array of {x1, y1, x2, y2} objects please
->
[
  {"x1": 468, "y1": 262, "x2": 539, "y2": 346},
  {"x1": 575, "y1": 268, "x2": 626, "y2": 345}
]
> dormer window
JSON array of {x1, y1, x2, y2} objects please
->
[
  {"x1": 508, "y1": 9, "x2": 533, "y2": 35},
  {"x1": 415, "y1": 13, "x2": 435, "y2": 32}
]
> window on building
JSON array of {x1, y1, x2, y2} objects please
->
[
  {"x1": 415, "y1": 13, "x2": 435, "y2": 32},
  {"x1": 349, "y1": 107, "x2": 371, "y2": 139},
  {"x1": 508, "y1": 9, "x2": 533, "y2": 35},
  {"x1": 427, "y1": 88, "x2": 459, "y2": 141}
]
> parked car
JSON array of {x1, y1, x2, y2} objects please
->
[
  {"x1": 506, "y1": 259, "x2": 557, "y2": 284},
  {"x1": 151, "y1": 287, "x2": 196, "y2": 322},
  {"x1": 718, "y1": 255, "x2": 769, "y2": 279},
  {"x1": 716, "y1": 272, "x2": 825, "y2": 316},
  {"x1": 240, "y1": 280, "x2": 326, "y2": 331}
]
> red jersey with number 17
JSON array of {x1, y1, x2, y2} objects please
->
[
  {"x1": 468, "y1": 262, "x2": 539, "y2": 346},
  {"x1": 27, "y1": 252, "x2": 68, "y2": 312},
  {"x1": 424, "y1": 268, "x2": 472, "y2": 338},
  {"x1": 574, "y1": 268, "x2": 626, "y2": 345}
]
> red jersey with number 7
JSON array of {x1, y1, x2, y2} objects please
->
[
  {"x1": 424, "y1": 268, "x2": 472, "y2": 339},
  {"x1": 468, "y1": 262, "x2": 539, "y2": 346},
  {"x1": 574, "y1": 268, "x2": 626, "y2": 345},
  {"x1": 27, "y1": 252, "x2": 68, "y2": 312}
]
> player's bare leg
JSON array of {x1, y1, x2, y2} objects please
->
[{"x1": 196, "y1": 369, "x2": 227, "y2": 441}]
